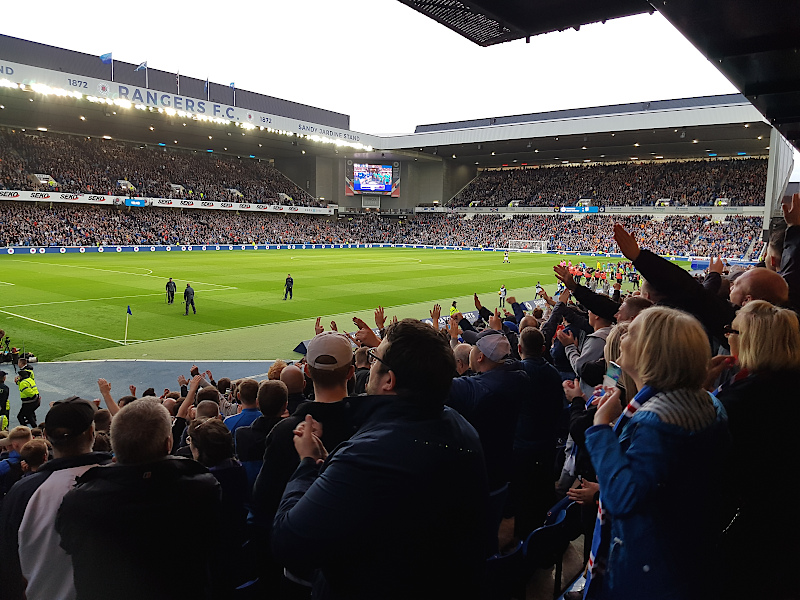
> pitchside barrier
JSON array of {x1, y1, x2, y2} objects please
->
[{"x1": 0, "y1": 243, "x2": 758, "y2": 267}]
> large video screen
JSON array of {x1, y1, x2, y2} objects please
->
[{"x1": 353, "y1": 163, "x2": 393, "y2": 193}]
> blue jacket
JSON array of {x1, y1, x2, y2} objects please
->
[
  {"x1": 447, "y1": 361, "x2": 529, "y2": 490},
  {"x1": 584, "y1": 397, "x2": 728, "y2": 600},
  {"x1": 272, "y1": 394, "x2": 488, "y2": 600}
]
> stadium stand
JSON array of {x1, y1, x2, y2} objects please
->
[
  {"x1": 0, "y1": 203, "x2": 765, "y2": 259},
  {"x1": 450, "y1": 158, "x2": 768, "y2": 207},
  {"x1": 0, "y1": 129, "x2": 319, "y2": 206}
]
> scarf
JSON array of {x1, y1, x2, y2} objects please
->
[{"x1": 583, "y1": 385, "x2": 658, "y2": 599}]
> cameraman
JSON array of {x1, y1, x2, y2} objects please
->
[{"x1": 15, "y1": 359, "x2": 40, "y2": 428}]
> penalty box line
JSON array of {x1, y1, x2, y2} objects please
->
[
  {"x1": 4, "y1": 286, "x2": 239, "y2": 309},
  {"x1": 8, "y1": 259, "x2": 236, "y2": 290}
]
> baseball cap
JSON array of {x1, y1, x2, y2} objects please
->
[
  {"x1": 306, "y1": 331, "x2": 354, "y2": 371},
  {"x1": 44, "y1": 397, "x2": 96, "y2": 441},
  {"x1": 473, "y1": 329, "x2": 511, "y2": 362},
  {"x1": 0, "y1": 370, "x2": 7, "y2": 377}
]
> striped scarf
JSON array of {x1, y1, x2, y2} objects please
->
[{"x1": 583, "y1": 385, "x2": 658, "y2": 599}]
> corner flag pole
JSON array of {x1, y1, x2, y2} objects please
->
[{"x1": 124, "y1": 305, "x2": 132, "y2": 345}]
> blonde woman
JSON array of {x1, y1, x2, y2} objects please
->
[
  {"x1": 582, "y1": 307, "x2": 727, "y2": 600},
  {"x1": 715, "y1": 300, "x2": 800, "y2": 600}
]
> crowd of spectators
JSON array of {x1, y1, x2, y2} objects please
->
[
  {"x1": 0, "y1": 129, "x2": 319, "y2": 206},
  {"x1": 451, "y1": 158, "x2": 768, "y2": 207},
  {"x1": 2, "y1": 201, "x2": 799, "y2": 598},
  {"x1": 0, "y1": 202, "x2": 765, "y2": 259}
]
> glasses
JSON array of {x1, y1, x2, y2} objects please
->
[
  {"x1": 367, "y1": 348, "x2": 392, "y2": 371},
  {"x1": 723, "y1": 325, "x2": 740, "y2": 337}
]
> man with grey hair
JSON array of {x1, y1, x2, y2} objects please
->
[
  {"x1": 453, "y1": 343, "x2": 474, "y2": 376},
  {"x1": 56, "y1": 399, "x2": 226, "y2": 599}
]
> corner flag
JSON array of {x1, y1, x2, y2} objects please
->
[{"x1": 127, "y1": 305, "x2": 132, "y2": 315}]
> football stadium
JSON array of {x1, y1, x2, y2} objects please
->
[{"x1": 0, "y1": 2, "x2": 798, "y2": 599}]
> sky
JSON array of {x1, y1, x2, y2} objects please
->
[{"x1": 1, "y1": 0, "x2": 798, "y2": 178}]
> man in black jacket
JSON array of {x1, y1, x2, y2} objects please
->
[
  {"x1": 56, "y1": 399, "x2": 225, "y2": 600},
  {"x1": 165, "y1": 277, "x2": 176, "y2": 304},
  {"x1": 272, "y1": 320, "x2": 488, "y2": 600}
]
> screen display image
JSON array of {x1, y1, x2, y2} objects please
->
[{"x1": 353, "y1": 164, "x2": 393, "y2": 193}]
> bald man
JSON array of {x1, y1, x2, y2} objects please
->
[
  {"x1": 729, "y1": 267, "x2": 789, "y2": 307},
  {"x1": 279, "y1": 364, "x2": 308, "y2": 414}
]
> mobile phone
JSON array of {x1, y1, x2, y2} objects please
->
[{"x1": 603, "y1": 361, "x2": 623, "y2": 388}]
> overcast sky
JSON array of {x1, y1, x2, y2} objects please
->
[{"x1": 2, "y1": 0, "x2": 798, "y2": 178}]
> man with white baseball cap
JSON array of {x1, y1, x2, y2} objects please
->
[{"x1": 252, "y1": 330, "x2": 356, "y2": 593}]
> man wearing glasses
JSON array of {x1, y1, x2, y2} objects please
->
[{"x1": 272, "y1": 319, "x2": 488, "y2": 600}]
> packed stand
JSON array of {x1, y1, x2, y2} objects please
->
[
  {"x1": 450, "y1": 158, "x2": 768, "y2": 208},
  {"x1": 0, "y1": 201, "x2": 764, "y2": 258},
  {"x1": 0, "y1": 129, "x2": 319, "y2": 206}
]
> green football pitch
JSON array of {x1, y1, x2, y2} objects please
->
[{"x1": 0, "y1": 249, "x2": 679, "y2": 362}]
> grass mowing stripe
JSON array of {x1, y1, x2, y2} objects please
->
[{"x1": 0, "y1": 249, "x2": 684, "y2": 361}]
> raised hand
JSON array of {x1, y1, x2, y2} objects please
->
[
  {"x1": 448, "y1": 316, "x2": 460, "y2": 339},
  {"x1": 709, "y1": 256, "x2": 724, "y2": 274},
  {"x1": 489, "y1": 308, "x2": 503, "y2": 331},
  {"x1": 374, "y1": 305, "x2": 386, "y2": 329},
  {"x1": 613, "y1": 223, "x2": 641, "y2": 261},
  {"x1": 473, "y1": 293, "x2": 482, "y2": 310},
  {"x1": 430, "y1": 303, "x2": 441, "y2": 325},
  {"x1": 189, "y1": 374, "x2": 203, "y2": 392},
  {"x1": 98, "y1": 378, "x2": 112, "y2": 396},
  {"x1": 330, "y1": 321, "x2": 338, "y2": 332},
  {"x1": 352, "y1": 317, "x2": 381, "y2": 348},
  {"x1": 314, "y1": 317, "x2": 324, "y2": 335},
  {"x1": 553, "y1": 264, "x2": 577, "y2": 290}
]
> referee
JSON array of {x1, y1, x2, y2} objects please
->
[{"x1": 284, "y1": 274, "x2": 294, "y2": 300}]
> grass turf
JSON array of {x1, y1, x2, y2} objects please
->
[{"x1": 0, "y1": 249, "x2": 683, "y2": 361}]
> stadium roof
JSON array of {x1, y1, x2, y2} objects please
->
[
  {"x1": 382, "y1": 94, "x2": 771, "y2": 168},
  {"x1": 0, "y1": 34, "x2": 349, "y2": 131},
  {"x1": 398, "y1": 0, "x2": 800, "y2": 152}
]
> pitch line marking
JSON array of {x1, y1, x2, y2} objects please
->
[
  {"x1": 3, "y1": 287, "x2": 238, "y2": 309},
  {"x1": 0, "y1": 309, "x2": 125, "y2": 345},
  {"x1": 289, "y1": 256, "x2": 423, "y2": 263},
  {"x1": 0, "y1": 281, "x2": 14, "y2": 286},
  {"x1": 8, "y1": 259, "x2": 234, "y2": 289}
]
